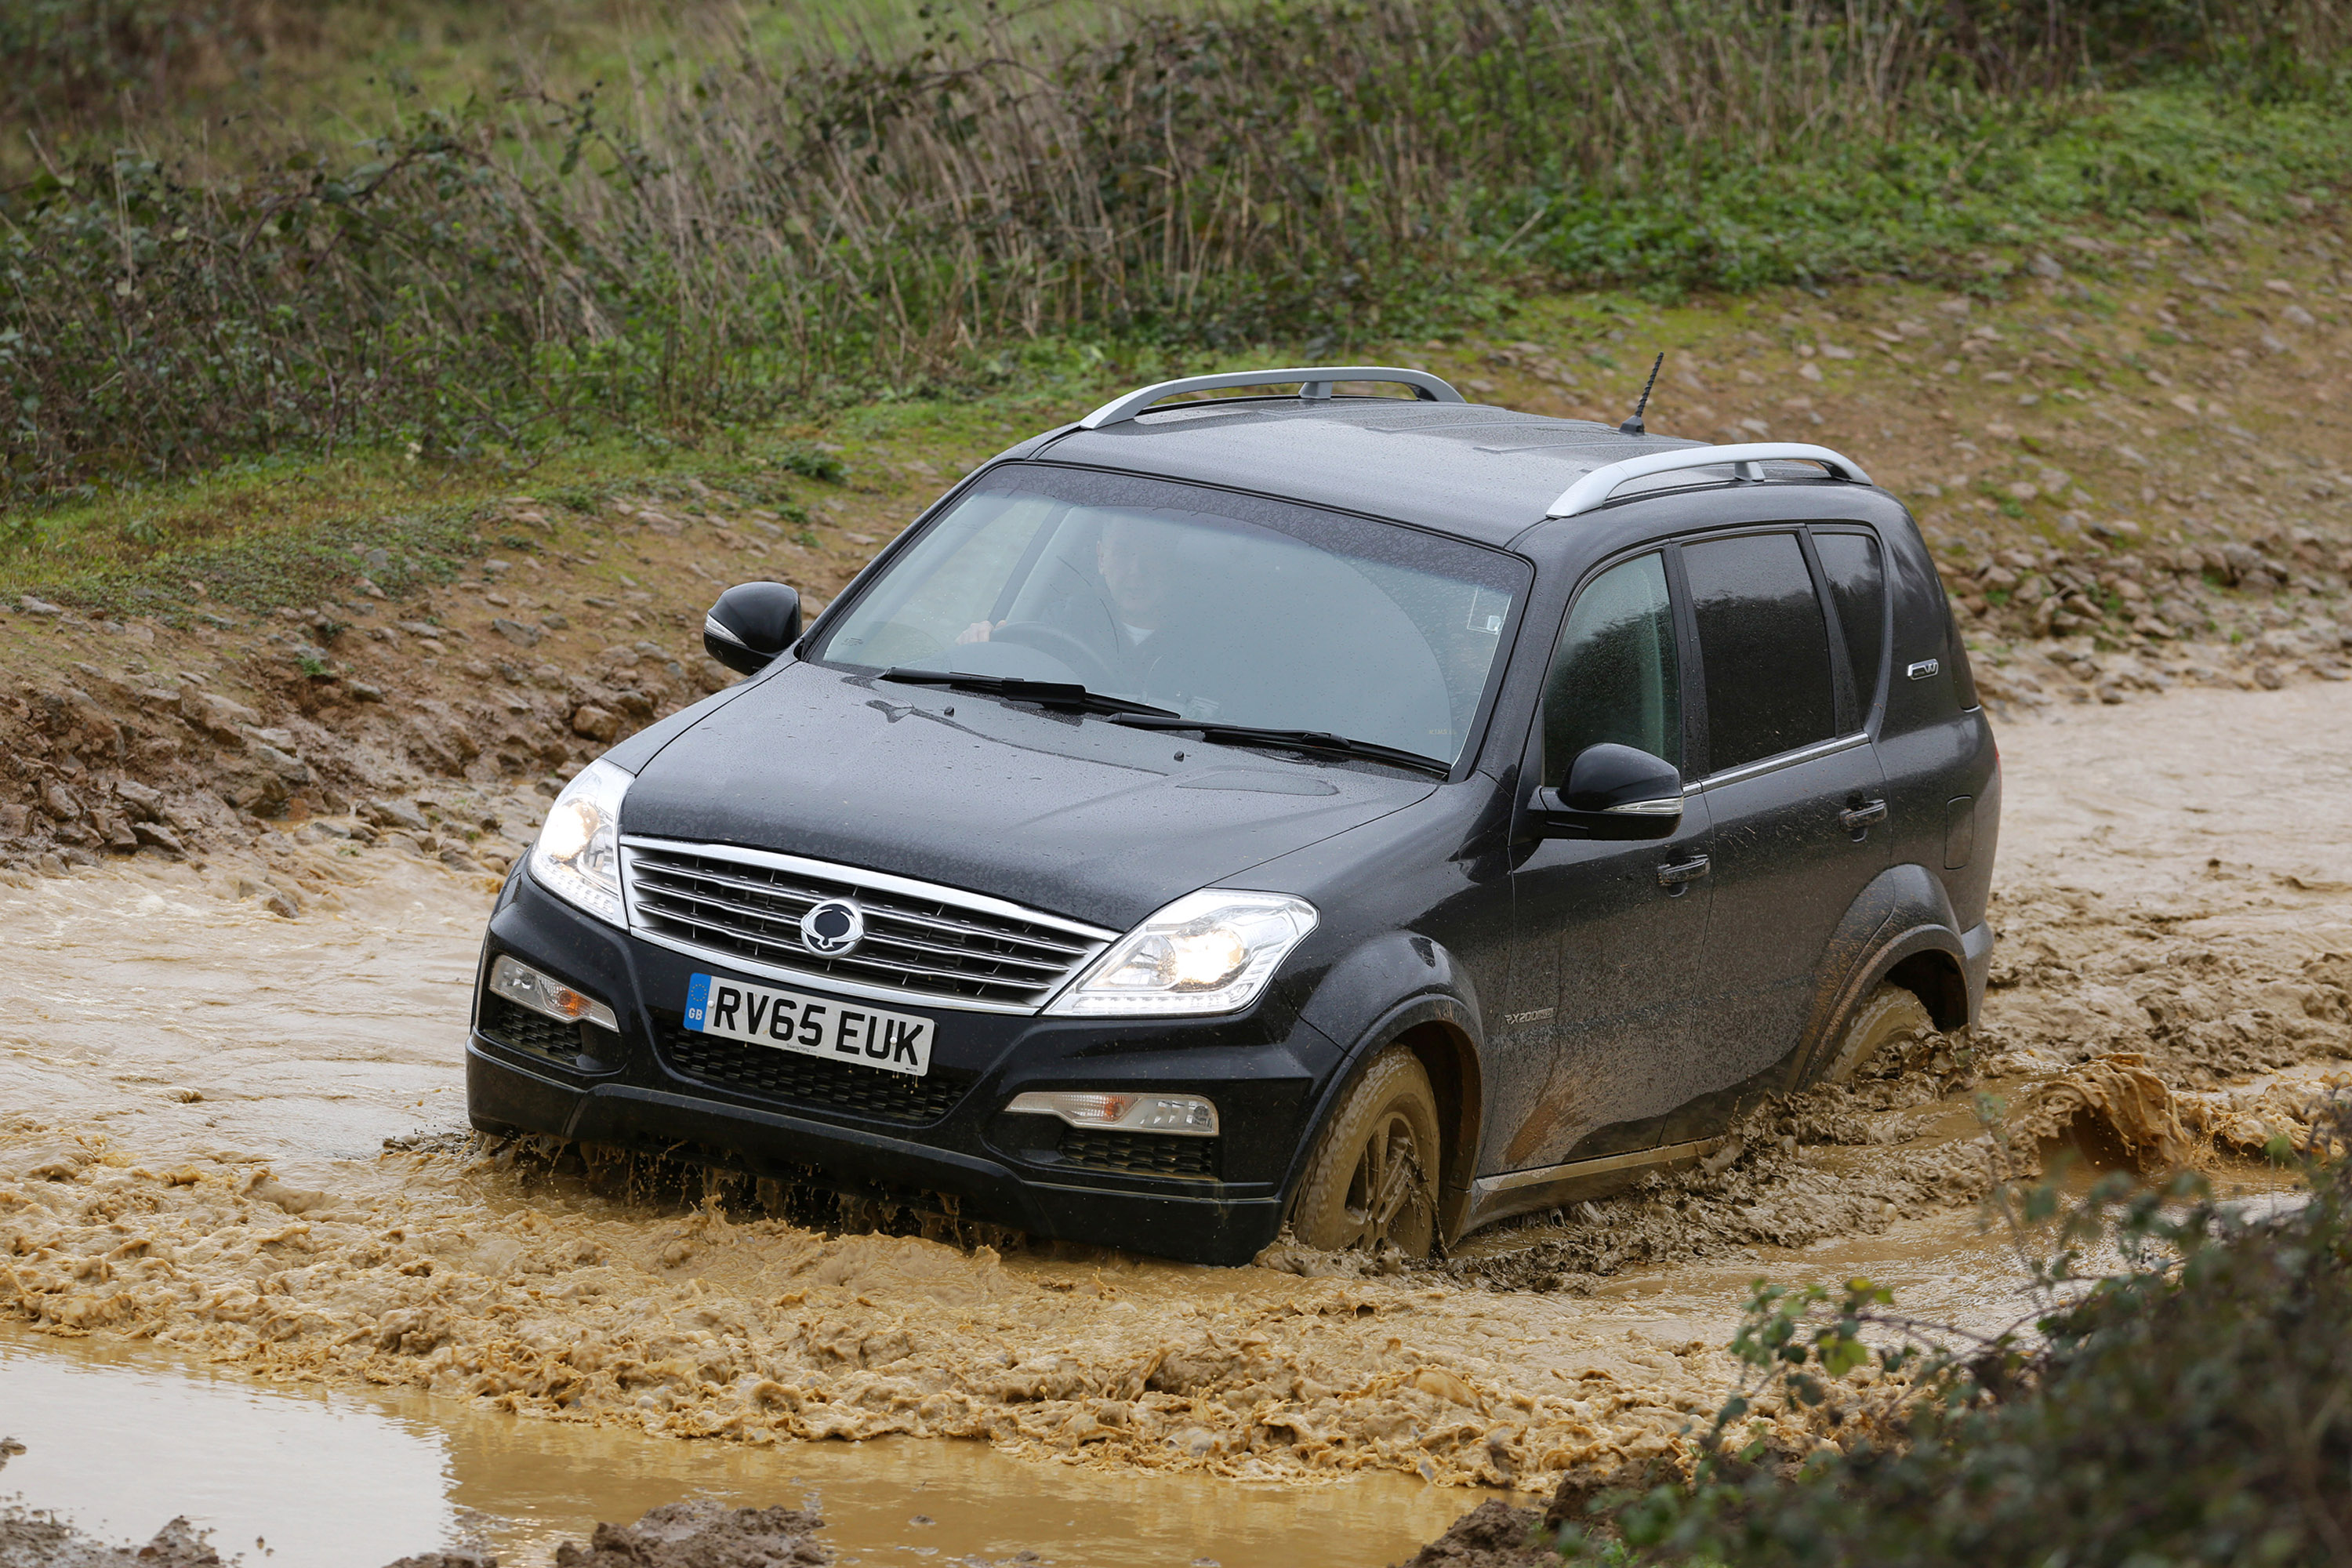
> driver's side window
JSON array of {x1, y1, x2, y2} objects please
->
[{"x1": 1542, "y1": 553, "x2": 1682, "y2": 786}]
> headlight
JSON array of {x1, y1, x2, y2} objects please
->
[
  {"x1": 528, "y1": 759, "x2": 631, "y2": 925},
  {"x1": 1046, "y1": 890, "x2": 1317, "y2": 1017}
]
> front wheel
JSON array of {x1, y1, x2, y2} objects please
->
[{"x1": 1287, "y1": 1047, "x2": 1441, "y2": 1258}]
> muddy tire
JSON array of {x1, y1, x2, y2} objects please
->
[
  {"x1": 1287, "y1": 1047, "x2": 1441, "y2": 1258},
  {"x1": 1817, "y1": 983, "x2": 1933, "y2": 1085}
]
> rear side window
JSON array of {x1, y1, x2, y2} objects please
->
[
  {"x1": 1542, "y1": 552, "x2": 1681, "y2": 782},
  {"x1": 1813, "y1": 532, "x2": 1886, "y2": 716},
  {"x1": 1682, "y1": 532, "x2": 1835, "y2": 772}
]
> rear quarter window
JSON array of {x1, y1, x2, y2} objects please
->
[
  {"x1": 1681, "y1": 531, "x2": 1838, "y2": 772},
  {"x1": 1812, "y1": 530, "x2": 1887, "y2": 718}
]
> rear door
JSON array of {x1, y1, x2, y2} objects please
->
[
  {"x1": 1675, "y1": 527, "x2": 1890, "y2": 1100},
  {"x1": 1495, "y1": 550, "x2": 1715, "y2": 1175}
]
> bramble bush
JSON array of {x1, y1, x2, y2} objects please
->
[{"x1": 1552, "y1": 1117, "x2": 2352, "y2": 1567}]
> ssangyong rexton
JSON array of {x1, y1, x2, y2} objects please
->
[{"x1": 468, "y1": 367, "x2": 1999, "y2": 1265}]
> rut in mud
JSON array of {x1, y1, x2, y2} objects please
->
[{"x1": 2, "y1": 681, "x2": 2349, "y2": 1508}]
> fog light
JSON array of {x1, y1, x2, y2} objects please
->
[
  {"x1": 1004, "y1": 1090, "x2": 1219, "y2": 1138},
  {"x1": 488, "y1": 954, "x2": 619, "y2": 1032}
]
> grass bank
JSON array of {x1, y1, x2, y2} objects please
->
[{"x1": 5, "y1": 0, "x2": 2348, "y2": 509}]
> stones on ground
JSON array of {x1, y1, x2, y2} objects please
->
[
  {"x1": 548, "y1": 1501, "x2": 831, "y2": 1568},
  {"x1": 572, "y1": 704, "x2": 622, "y2": 742},
  {"x1": 132, "y1": 822, "x2": 187, "y2": 855},
  {"x1": 0, "y1": 1508, "x2": 233, "y2": 1566},
  {"x1": 492, "y1": 617, "x2": 543, "y2": 648},
  {"x1": 114, "y1": 779, "x2": 162, "y2": 818},
  {"x1": 2, "y1": 1501, "x2": 827, "y2": 1568},
  {"x1": 178, "y1": 688, "x2": 260, "y2": 742},
  {"x1": 248, "y1": 744, "x2": 310, "y2": 785},
  {"x1": 363, "y1": 798, "x2": 430, "y2": 833}
]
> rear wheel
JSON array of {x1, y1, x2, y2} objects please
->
[
  {"x1": 1817, "y1": 982, "x2": 1933, "y2": 1085},
  {"x1": 1287, "y1": 1047, "x2": 1440, "y2": 1258}
]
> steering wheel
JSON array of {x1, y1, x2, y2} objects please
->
[{"x1": 986, "y1": 621, "x2": 1117, "y2": 689}]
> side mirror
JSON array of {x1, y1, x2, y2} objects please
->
[
  {"x1": 703, "y1": 581, "x2": 802, "y2": 675},
  {"x1": 1534, "y1": 743, "x2": 1684, "y2": 840}
]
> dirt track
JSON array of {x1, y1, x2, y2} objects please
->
[{"x1": 2, "y1": 679, "x2": 2349, "y2": 1515}]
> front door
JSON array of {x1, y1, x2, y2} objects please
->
[
  {"x1": 1493, "y1": 551, "x2": 1715, "y2": 1177},
  {"x1": 1677, "y1": 528, "x2": 1891, "y2": 1098}
]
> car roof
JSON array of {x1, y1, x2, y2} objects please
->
[{"x1": 1033, "y1": 397, "x2": 1710, "y2": 546}]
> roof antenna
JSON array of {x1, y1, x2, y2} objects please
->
[{"x1": 1619, "y1": 354, "x2": 1664, "y2": 436}]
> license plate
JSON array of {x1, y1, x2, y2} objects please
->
[{"x1": 683, "y1": 973, "x2": 934, "y2": 1077}]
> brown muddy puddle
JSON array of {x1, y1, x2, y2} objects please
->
[
  {"x1": 0, "y1": 1320, "x2": 1504, "y2": 1565},
  {"x1": 6, "y1": 678, "x2": 2352, "y2": 1556}
]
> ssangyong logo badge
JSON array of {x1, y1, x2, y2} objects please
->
[{"x1": 799, "y1": 899, "x2": 866, "y2": 957}]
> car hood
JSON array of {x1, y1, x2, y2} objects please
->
[{"x1": 619, "y1": 662, "x2": 1440, "y2": 930}]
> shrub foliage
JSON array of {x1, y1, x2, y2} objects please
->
[
  {"x1": 3, "y1": 0, "x2": 2347, "y2": 503},
  {"x1": 1562, "y1": 1139, "x2": 2352, "y2": 1567}
]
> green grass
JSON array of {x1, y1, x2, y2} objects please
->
[
  {"x1": 3, "y1": 0, "x2": 1138, "y2": 180},
  {"x1": 0, "y1": 372, "x2": 1101, "y2": 617},
  {"x1": 1511, "y1": 86, "x2": 2352, "y2": 298},
  {"x1": 8, "y1": 0, "x2": 2347, "y2": 512}
]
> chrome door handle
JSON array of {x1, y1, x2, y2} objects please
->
[
  {"x1": 1656, "y1": 855, "x2": 1711, "y2": 889},
  {"x1": 1839, "y1": 798, "x2": 1889, "y2": 833}
]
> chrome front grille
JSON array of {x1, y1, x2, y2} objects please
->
[{"x1": 621, "y1": 837, "x2": 1116, "y2": 1012}]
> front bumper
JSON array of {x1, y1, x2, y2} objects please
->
[{"x1": 465, "y1": 869, "x2": 1344, "y2": 1265}]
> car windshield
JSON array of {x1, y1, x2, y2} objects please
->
[{"x1": 811, "y1": 464, "x2": 1527, "y2": 768}]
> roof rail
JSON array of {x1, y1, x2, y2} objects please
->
[
  {"x1": 1545, "y1": 442, "x2": 1874, "y2": 519},
  {"x1": 1076, "y1": 366, "x2": 1465, "y2": 430}
]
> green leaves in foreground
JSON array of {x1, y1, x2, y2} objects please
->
[{"x1": 1552, "y1": 1131, "x2": 2352, "y2": 1568}]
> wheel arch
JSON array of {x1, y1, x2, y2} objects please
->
[
  {"x1": 1291, "y1": 948, "x2": 1487, "y2": 1249},
  {"x1": 1786, "y1": 862, "x2": 1973, "y2": 1087}
]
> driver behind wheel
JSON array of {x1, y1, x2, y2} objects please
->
[{"x1": 956, "y1": 513, "x2": 1185, "y2": 691}]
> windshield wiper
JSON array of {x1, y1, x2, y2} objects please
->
[
  {"x1": 878, "y1": 669, "x2": 1180, "y2": 720},
  {"x1": 1109, "y1": 715, "x2": 1450, "y2": 777}
]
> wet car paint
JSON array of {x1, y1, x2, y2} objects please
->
[{"x1": 472, "y1": 406, "x2": 1999, "y2": 1261}]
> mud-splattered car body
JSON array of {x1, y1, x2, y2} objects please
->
[{"x1": 467, "y1": 370, "x2": 1998, "y2": 1264}]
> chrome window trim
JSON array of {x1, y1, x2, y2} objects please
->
[
  {"x1": 619, "y1": 836, "x2": 1117, "y2": 1016},
  {"x1": 1686, "y1": 731, "x2": 1871, "y2": 794}
]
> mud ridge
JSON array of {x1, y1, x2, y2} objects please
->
[{"x1": 0, "y1": 1500, "x2": 829, "y2": 1568}]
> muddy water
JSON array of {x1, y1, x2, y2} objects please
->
[
  {"x1": 0, "y1": 1323, "x2": 1490, "y2": 1566},
  {"x1": 4, "y1": 679, "x2": 2350, "y2": 1549}
]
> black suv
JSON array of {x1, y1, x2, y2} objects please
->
[{"x1": 468, "y1": 367, "x2": 1998, "y2": 1265}]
